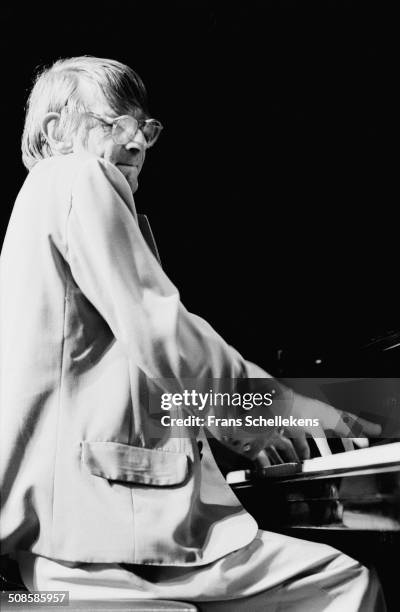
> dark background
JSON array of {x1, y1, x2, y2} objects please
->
[
  {"x1": 1, "y1": 6, "x2": 399, "y2": 607},
  {"x1": 1, "y1": 1, "x2": 397, "y2": 375}
]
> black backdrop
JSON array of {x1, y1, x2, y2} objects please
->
[{"x1": 1, "y1": 1, "x2": 396, "y2": 374}]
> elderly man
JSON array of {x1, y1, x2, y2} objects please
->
[{"x1": 0, "y1": 56, "x2": 385, "y2": 610}]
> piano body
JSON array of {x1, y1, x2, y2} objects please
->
[
  {"x1": 223, "y1": 441, "x2": 400, "y2": 610},
  {"x1": 225, "y1": 334, "x2": 400, "y2": 531},
  {"x1": 227, "y1": 441, "x2": 400, "y2": 532},
  {"x1": 217, "y1": 332, "x2": 400, "y2": 609}
]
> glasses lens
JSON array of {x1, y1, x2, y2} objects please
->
[
  {"x1": 142, "y1": 120, "x2": 163, "y2": 147},
  {"x1": 111, "y1": 116, "x2": 163, "y2": 147},
  {"x1": 112, "y1": 116, "x2": 138, "y2": 145}
]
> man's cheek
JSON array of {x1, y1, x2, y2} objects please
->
[{"x1": 104, "y1": 145, "x2": 116, "y2": 162}]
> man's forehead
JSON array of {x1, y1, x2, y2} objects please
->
[
  {"x1": 79, "y1": 81, "x2": 145, "y2": 118},
  {"x1": 87, "y1": 99, "x2": 146, "y2": 119}
]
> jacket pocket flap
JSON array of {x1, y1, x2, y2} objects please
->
[{"x1": 82, "y1": 441, "x2": 189, "y2": 486}]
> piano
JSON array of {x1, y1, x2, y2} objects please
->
[
  {"x1": 214, "y1": 331, "x2": 400, "y2": 609},
  {"x1": 226, "y1": 441, "x2": 400, "y2": 531},
  {"x1": 221, "y1": 439, "x2": 400, "y2": 610}
]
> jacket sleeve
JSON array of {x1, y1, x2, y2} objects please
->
[
  {"x1": 67, "y1": 158, "x2": 264, "y2": 379},
  {"x1": 66, "y1": 157, "x2": 275, "y2": 450}
]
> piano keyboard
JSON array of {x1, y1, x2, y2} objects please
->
[
  {"x1": 226, "y1": 441, "x2": 400, "y2": 483},
  {"x1": 301, "y1": 440, "x2": 400, "y2": 473}
]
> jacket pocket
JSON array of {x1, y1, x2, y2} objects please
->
[{"x1": 81, "y1": 441, "x2": 189, "y2": 486}]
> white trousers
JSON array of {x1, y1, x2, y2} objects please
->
[{"x1": 17, "y1": 530, "x2": 386, "y2": 611}]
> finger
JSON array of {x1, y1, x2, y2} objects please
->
[
  {"x1": 331, "y1": 412, "x2": 357, "y2": 438},
  {"x1": 339, "y1": 412, "x2": 382, "y2": 438},
  {"x1": 351, "y1": 437, "x2": 369, "y2": 448},
  {"x1": 255, "y1": 449, "x2": 272, "y2": 468},
  {"x1": 273, "y1": 435, "x2": 300, "y2": 462},
  {"x1": 291, "y1": 433, "x2": 311, "y2": 460},
  {"x1": 353, "y1": 415, "x2": 382, "y2": 437},
  {"x1": 266, "y1": 445, "x2": 285, "y2": 465},
  {"x1": 341, "y1": 438, "x2": 355, "y2": 452}
]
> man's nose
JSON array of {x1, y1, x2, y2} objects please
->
[
  {"x1": 124, "y1": 131, "x2": 146, "y2": 162},
  {"x1": 125, "y1": 128, "x2": 147, "y2": 151}
]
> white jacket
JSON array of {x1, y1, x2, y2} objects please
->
[{"x1": 0, "y1": 152, "x2": 272, "y2": 565}]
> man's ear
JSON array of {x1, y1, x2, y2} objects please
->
[{"x1": 41, "y1": 113, "x2": 74, "y2": 154}]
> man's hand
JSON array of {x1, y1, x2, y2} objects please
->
[{"x1": 262, "y1": 394, "x2": 382, "y2": 462}]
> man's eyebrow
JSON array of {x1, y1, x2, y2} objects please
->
[
  {"x1": 104, "y1": 107, "x2": 148, "y2": 121},
  {"x1": 127, "y1": 106, "x2": 148, "y2": 119}
]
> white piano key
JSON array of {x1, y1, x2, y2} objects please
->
[
  {"x1": 226, "y1": 469, "x2": 250, "y2": 484},
  {"x1": 302, "y1": 441, "x2": 400, "y2": 474},
  {"x1": 313, "y1": 437, "x2": 332, "y2": 456}
]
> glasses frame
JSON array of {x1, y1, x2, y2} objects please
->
[{"x1": 87, "y1": 112, "x2": 163, "y2": 148}]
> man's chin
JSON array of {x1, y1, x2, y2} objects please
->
[
  {"x1": 126, "y1": 178, "x2": 139, "y2": 194},
  {"x1": 130, "y1": 181, "x2": 139, "y2": 194},
  {"x1": 117, "y1": 166, "x2": 139, "y2": 193}
]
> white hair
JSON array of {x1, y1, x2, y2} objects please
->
[{"x1": 21, "y1": 56, "x2": 148, "y2": 170}]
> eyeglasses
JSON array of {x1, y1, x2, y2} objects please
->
[{"x1": 87, "y1": 112, "x2": 163, "y2": 148}]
